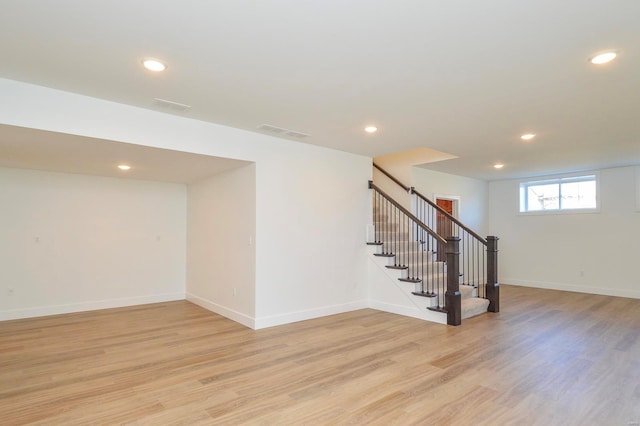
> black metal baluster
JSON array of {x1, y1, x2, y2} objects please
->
[
  {"x1": 413, "y1": 219, "x2": 417, "y2": 291},
  {"x1": 383, "y1": 193, "x2": 387, "y2": 253},
  {"x1": 474, "y1": 240, "x2": 481, "y2": 291},
  {"x1": 476, "y1": 239, "x2": 480, "y2": 296},
  {"x1": 393, "y1": 204, "x2": 397, "y2": 265},
  {"x1": 394, "y1": 203, "x2": 397, "y2": 260},
  {"x1": 407, "y1": 213, "x2": 411, "y2": 271},
  {"x1": 482, "y1": 240, "x2": 486, "y2": 298},
  {"x1": 403, "y1": 213, "x2": 407, "y2": 277},
  {"x1": 376, "y1": 190, "x2": 379, "y2": 242},
  {"x1": 380, "y1": 191, "x2": 384, "y2": 245},
  {"x1": 386, "y1": 198, "x2": 390, "y2": 255},
  {"x1": 468, "y1": 231, "x2": 472, "y2": 286},
  {"x1": 389, "y1": 197, "x2": 392, "y2": 254}
]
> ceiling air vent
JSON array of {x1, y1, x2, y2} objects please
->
[
  {"x1": 153, "y1": 98, "x2": 192, "y2": 112},
  {"x1": 257, "y1": 124, "x2": 309, "y2": 139}
]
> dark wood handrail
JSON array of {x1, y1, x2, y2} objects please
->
[
  {"x1": 369, "y1": 181, "x2": 446, "y2": 246},
  {"x1": 372, "y1": 163, "x2": 411, "y2": 192},
  {"x1": 373, "y1": 162, "x2": 487, "y2": 245}
]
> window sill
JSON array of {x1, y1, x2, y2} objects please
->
[{"x1": 518, "y1": 208, "x2": 600, "y2": 216}]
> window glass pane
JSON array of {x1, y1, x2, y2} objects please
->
[
  {"x1": 561, "y1": 180, "x2": 596, "y2": 209},
  {"x1": 527, "y1": 183, "x2": 559, "y2": 211},
  {"x1": 520, "y1": 175, "x2": 597, "y2": 212}
]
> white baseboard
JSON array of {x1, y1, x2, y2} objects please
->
[
  {"x1": 186, "y1": 293, "x2": 256, "y2": 329},
  {"x1": 0, "y1": 292, "x2": 185, "y2": 321},
  {"x1": 368, "y1": 300, "x2": 447, "y2": 324},
  {"x1": 504, "y1": 279, "x2": 640, "y2": 299},
  {"x1": 253, "y1": 300, "x2": 369, "y2": 330}
]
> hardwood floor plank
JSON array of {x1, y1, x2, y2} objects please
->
[{"x1": 2, "y1": 285, "x2": 640, "y2": 424}]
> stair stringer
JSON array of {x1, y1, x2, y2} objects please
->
[{"x1": 367, "y1": 245, "x2": 446, "y2": 325}]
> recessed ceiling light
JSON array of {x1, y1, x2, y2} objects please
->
[
  {"x1": 117, "y1": 164, "x2": 131, "y2": 171},
  {"x1": 589, "y1": 51, "x2": 617, "y2": 65},
  {"x1": 521, "y1": 133, "x2": 536, "y2": 141},
  {"x1": 493, "y1": 163, "x2": 504, "y2": 169},
  {"x1": 142, "y1": 58, "x2": 167, "y2": 72},
  {"x1": 364, "y1": 126, "x2": 378, "y2": 133}
]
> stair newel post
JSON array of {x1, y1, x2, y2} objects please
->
[
  {"x1": 486, "y1": 236, "x2": 500, "y2": 313},
  {"x1": 445, "y1": 236, "x2": 462, "y2": 326}
]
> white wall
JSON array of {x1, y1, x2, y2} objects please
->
[
  {"x1": 254, "y1": 145, "x2": 370, "y2": 328},
  {"x1": 372, "y1": 166, "x2": 412, "y2": 212},
  {"x1": 1, "y1": 78, "x2": 371, "y2": 327},
  {"x1": 489, "y1": 166, "x2": 640, "y2": 299},
  {"x1": 373, "y1": 156, "x2": 413, "y2": 212},
  {"x1": 0, "y1": 167, "x2": 186, "y2": 320},
  {"x1": 411, "y1": 167, "x2": 489, "y2": 236},
  {"x1": 187, "y1": 164, "x2": 256, "y2": 327}
]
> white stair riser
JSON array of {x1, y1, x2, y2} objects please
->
[{"x1": 370, "y1": 249, "x2": 439, "y2": 309}]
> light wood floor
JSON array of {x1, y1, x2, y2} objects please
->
[{"x1": 1, "y1": 285, "x2": 639, "y2": 425}]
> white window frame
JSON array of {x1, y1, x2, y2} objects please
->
[{"x1": 519, "y1": 172, "x2": 600, "y2": 214}]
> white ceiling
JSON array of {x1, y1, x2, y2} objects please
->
[{"x1": 0, "y1": 0, "x2": 638, "y2": 180}]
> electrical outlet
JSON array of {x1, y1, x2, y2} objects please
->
[
  {"x1": 233, "y1": 287, "x2": 237, "y2": 296},
  {"x1": 7, "y1": 288, "x2": 15, "y2": 296}
]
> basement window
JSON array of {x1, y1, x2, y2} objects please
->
[{"x1": 519, "y1": 174, "x2": 597, "y2": 213}]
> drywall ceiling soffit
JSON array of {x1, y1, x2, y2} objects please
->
[
  {"x1": 375, "y1": 147, "x2": 458, "y2": 169},
  {"x1": 0, "y1": 1, "x2": 639, "y2": 180},
  {"x1": 0, "y1": 125, "x2": 251, "y2": 184}
]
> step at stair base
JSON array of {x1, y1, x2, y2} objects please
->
[
  {"x1": 459, "y1": 284, "x2": 475, "y2": 299},
  {"x1": 411, "y1": 291, "x2": 436, "y2": 298},
  {"x1": 427, "y1": 306, "x2": 448, "y2": 314},
  {"x1": 462, "y1": 297, "x2": 490, "y2": 319}
]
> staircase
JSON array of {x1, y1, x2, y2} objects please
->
[
  {"x1": 368, "y1": 204, "x2": 489, "y2": 321},
  {"x1": 367, "y1": 165, "x2": 499, "y2": 326}
]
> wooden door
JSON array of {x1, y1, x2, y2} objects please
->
[
  {"x1": 436, "y1": 198, "x2": 454, "y2": 238},
  {"x1": 436, "y1": 198, "x2": 454, "y2": 261}
]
